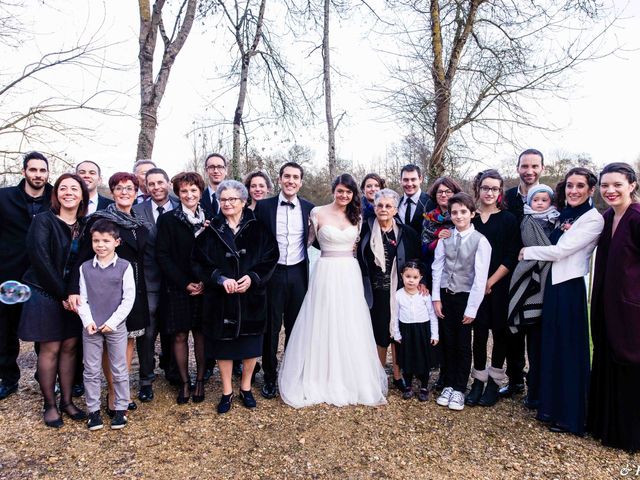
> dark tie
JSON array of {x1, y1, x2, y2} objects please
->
[
  {"x1": 404, "y1": 197, "x2": 413, "y2": 225},
  {"x1": 157, "y1": 206, "x2": 164, "y2": 216},
  {"x1": 211, "y1": 194, "x2": 219, "y2": 214},
  {"x1": 280, "y1": 200, "x2": 295, "y2": 209}
]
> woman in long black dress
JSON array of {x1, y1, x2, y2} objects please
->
[
  {"x1": 156, "y1": 172, "x2": 207, "y2": 404},
  {"x1": 192, "y1": 180, "x2": 279, "y2": 414},
  {"x1": 587, "y1": 162, "x2": 640, "y2": 451},
  {"x1": 520, "y1": 167, "x2": 603, "y2": 435},
  {"x1": 468, "y1": 170, "x2": 519, "y2": 407},
  {"x1": 20, "y1": 173, "x2": 89, "y2": 427}
]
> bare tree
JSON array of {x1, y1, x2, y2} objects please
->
[
  {"x1": 137, "y1": 0, "x2": 197, "y2": 160},
  {"x1": 376, "y1": 0, "x2": 618, "y2": 178}
]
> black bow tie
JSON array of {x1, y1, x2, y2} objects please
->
[{"x1": 280, "y1": 200, "x2": 295, "y2": 209}]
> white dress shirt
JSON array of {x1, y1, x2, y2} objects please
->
[
  {"x1": 276, "y1": 192, "x2": 305, "y2": 265},
  {"x1": 152, "y1": 199, "x2": 174, "y2": 223},
  {"x1": 431, "y1": 225, "x2": 491, "y2": 318},
  {"x1": 398, "y1": 190, "x2": 423, "y2": 223},
  {"x1": 391, "y1": 288, "x2": 439, "y2": 342},
  {"x1": 78, "y1": 254, "x2": 136, "y2": 332},
  {"x1": 87, "y1": 193, "x2": 99, "y2": 215}
]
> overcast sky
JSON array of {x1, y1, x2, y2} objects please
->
[{"x1": 4, "y1": 0, "x2": 639, "y2": 179}]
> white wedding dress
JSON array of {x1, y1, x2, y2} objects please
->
[{"x1": 278, "y1": 210, "x2": 388, "y2": 408}]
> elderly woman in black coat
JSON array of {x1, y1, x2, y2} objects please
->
[
  {"x1": 358, "y1": 188, "x2": 422, "y2": 394},
  {"x1": 156, "y1": 172, "x2": 207, "y2": 405},
  {"x1": 192, "y1": 179, "x2": 279, "y2": 414}
]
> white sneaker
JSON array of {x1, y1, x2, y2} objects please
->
[
  {"x1": 448, "y1": 390, "x2": 465, "y2": 411},
  {"x1": 436, "y1": 387, "x2": 454, "y2": 406}
]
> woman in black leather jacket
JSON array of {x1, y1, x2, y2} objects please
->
[{"x1": 19, "y1": 173, "x2": 89, "y2": 428}]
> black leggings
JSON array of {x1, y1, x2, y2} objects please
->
[{"x1": 472, "y1": 325, "x2": 508, "y2": 371}]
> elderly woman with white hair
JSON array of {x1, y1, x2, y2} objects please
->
[
  {"x1": 192, "y1": 180, "x2": 279, "y2": 414},
  {"x1": 357, "y1": 188, "x2": 423, "y2": 395}
]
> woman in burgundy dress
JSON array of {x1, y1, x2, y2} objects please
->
[{"x1": 587, "y1": 162, "x2": 640, "y2": 452}]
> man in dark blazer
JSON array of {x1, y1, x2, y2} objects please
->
[
  {"x1": 501, "y1": 148, "x2": 545, "y2": 401},
  {"x1": 132, "y1": 167, "x2": 180, "y2": 402},
  {"x1": 0, "y1": 151, "x2": 52, "y2": 400},
  {"x1": 200, "y1": 152, "x2": 228, "y2": 218},
  {"x1": 253, "y1": 161, "x2": 314, "y2": 399},
  {"x1": 76, "y1": 160, "x2": 113, "y2": 214},
  {"x1": 396, "y1": 164, "x2": 436, "y2": 235}
]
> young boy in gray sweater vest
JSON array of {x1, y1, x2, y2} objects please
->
[{"x1": 77, "y1": 220, "x2": 135, "y2": 430}]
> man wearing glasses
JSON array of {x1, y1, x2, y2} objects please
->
[{"x1": 201, "y1": 153, "x2": 228, "y2": 218}]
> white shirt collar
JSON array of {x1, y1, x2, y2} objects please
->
[
  {"x1": 404, "y1": 190, "x2": 422, "y2": 204},
  {"x1": 92, "y1": 253, "x2": 120, "y2": 269},
  {"x1": 153, "y1": 198, "x2": 172, "y2": 211},
  {"x1": 278, "y1": 192, "x2": 299, "y2": 207},
  {"x1": 88, "y1": 192, "x2": 98, "y2": 204},
  {"x1": 454, "y1": 224, "x2": 476, "y2": 238}
]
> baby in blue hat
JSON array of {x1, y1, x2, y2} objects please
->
[{"x1": 523, "y1": 184, "x2": 560, "y2": 236}]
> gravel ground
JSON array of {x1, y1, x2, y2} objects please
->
[{"x1": 0, "y1": 342, "x2": 638, "y2": 480}]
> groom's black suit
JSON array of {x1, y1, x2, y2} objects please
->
[{"x1": 254, "y1": 195, "x2": 314, "y2": 388}]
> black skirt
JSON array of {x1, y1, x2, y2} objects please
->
[
  {"x1": 160, "y1": 288, "x2": 203, "y2": 335},
  {"x1": 397, "y1": 322, "x2": 431, "y2": 375},
  {"x1": 18, "y1": 287, "x2": 81, "y2": 342},
  {"x1": 212, "y1": 334, "x2": 263, "y2": 360},
  {"x1": 370, "y1": 288, "x2": 392, "y2": 348}
]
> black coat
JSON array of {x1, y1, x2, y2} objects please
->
[
  {"x1": 397, "y1": 191, "x2": 436, "y2": 235},
  {"x1": 192, "y1": 209, "x2": 279, "y2": 341},
  {"x1": 0, "y1": 180, "x2": 53, "y2": 282},
  {"x1": 69, "y1": 213, "x2": 151, "y2": 331},
  {"x1": 358, "y1": 218, "x2": 422, "y2": 308},
  {"x1": 22, "y1": 210, "x2": 87, "y2": 300},
  {"x1": 96, "y1": 194, "x2": 114, "y2": 211},
  {"x1": 504, "y1": 187, "x2": 525, "y2": 223},
  {"x1": 253, "y1": 195, "x2": 315, "y2": 283}
]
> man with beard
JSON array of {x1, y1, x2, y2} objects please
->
[
  {"x1": 0, "y1": 151, "x2": 52, "y2": 400},
  {"x1": 501, "y1": 149, "x2": 545, "y2": 403}
]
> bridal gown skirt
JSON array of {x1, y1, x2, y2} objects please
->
[{"x1": 278, "y1": 254, "x2": 388, "y2": 408}]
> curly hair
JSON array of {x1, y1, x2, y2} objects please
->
[{"x1": 332, "y1": 173, "x2": 361, "y2": 225}]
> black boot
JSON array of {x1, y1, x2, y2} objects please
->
[
  {"x1": 465, "y1": 379, "x2": 484, "y2": 406},
  {"x1": 479, "y1": 378, "x2": 500, "y2": 407}
]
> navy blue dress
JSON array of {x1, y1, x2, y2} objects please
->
[{"x1": 536, "y1": 202, "x2": 592, "y2": 435}]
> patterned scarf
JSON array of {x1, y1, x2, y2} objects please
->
[
  {"x1": 91, "y1": 203, "x2": 150, "y2": 230},
  {"x1": 421, "y1": 206, "x2": 453, "y2": 254},
  {"x1": 176, "y1": 204, "x2": 206, "y2": 237}
]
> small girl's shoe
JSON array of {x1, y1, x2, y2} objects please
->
[{"x1": 417, "y1": 388, "x2": 429, "y2": 402}]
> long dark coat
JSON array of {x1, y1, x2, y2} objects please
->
[{"x1": 192, "y1": 209, "x2": 279, "y2": 341}]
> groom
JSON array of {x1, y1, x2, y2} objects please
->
[{"x1": 253, "y1": 162, "x2": 314, "y2": 399}]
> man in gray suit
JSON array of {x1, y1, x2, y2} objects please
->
[{"x1": 132, "y1": 168, "x2": 179, "y2": 402}]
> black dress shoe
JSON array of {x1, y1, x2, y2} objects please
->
[
  {"x1": 71, "y1": 383, "x2": 85, "y2": 398},
  {"x1": 478, "y1": 378, "x2": 500, "y2": 407},
  {"x1": 192, "y1": 380, "x2": 205, "y2": 403},
  {"x1": 176, "y1": 382, "x2": 190, "y2": 405},
  {"x1": 392, "y1": 378, "x2": 408, "y2": 392},
  {"x1": 43, "y1": 404, "x2": 63, "y2": 429},
  {"x1": 0, "y1": 382, "x2": 18, "y2": 400},
  {"x1": 138, "y1": 385, "x2": 154, "y2": 402},
  {"x1": 498, "y1": 383, "x2": 524, "y2": 398},
  {"x1": 60, "y1": 403, "x2": 88, "y2": 421},
  {"x1": 260, "y1": 381, "x2": 277, "y2": 399},
  {"x1": 128, "y1": 401, "x2": 137, "y2": 411},
  {"x1": 239, "y1": 389, "x2": 257, "y2": 408},
  {"x1": 465, "y1": 379, "x2": 484, "y2": 406},
  {"x1": 217, "y1": 393, "x2": 233, "y2": 414}
]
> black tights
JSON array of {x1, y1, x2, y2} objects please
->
[
  {"x1": 403, "y1": 372, "x2": 429, "y2": 389},
  {"x1": 173, "y1": 330, "x2": 205, "y2": 397},
  {"x1": 472, "y1": 325, "x2": 508, "y2": 371},
  {"x1": 37, "y1": 338, "x2": 80, "y2": 421}
]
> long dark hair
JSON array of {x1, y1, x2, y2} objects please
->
[
  {"x1": 332, "y1": 173, "x2": 361, "y2": 225},
  {"x1": 599, "y1": 162, "x2": 639, "y2": 201},
  {"x1": 51, "y1": 173, "x2": 89, "y2": 218},
  {"x1": 555, "y1": 167, "x2": 597, "y2": 209},
  {"x1": 472, "y1": 169, "x2": 505, "y2": 209}
]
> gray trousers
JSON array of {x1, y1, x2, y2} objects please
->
[
  {"x1": 136, "y1": 292, "x2": 159, "y2": 386},
  {"x1": 82, "y1": 326, "x2": 129, "y2": 412}
]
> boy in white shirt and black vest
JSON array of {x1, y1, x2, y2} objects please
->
[{"x1": 431, "y1": 193, "x2": 491, "y2": 411}]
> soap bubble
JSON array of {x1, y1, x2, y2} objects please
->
[{"x1": 0, "y1": 281, "x2": 32, "y2": 305}]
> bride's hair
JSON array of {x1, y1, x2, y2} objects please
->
[{"x1": 332, "y1": 173, "x2": 361, "y2": 225}]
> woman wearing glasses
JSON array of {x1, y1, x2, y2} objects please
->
[
  {"x1": 467, "y1": 170, "x2": 520, "y2": 407},
  {"x1": 68, "y1": 172, "x2": 152, "y2": 414},
  {"x1": 192, "y1": 180, "x2": 279, "y2": 413}
]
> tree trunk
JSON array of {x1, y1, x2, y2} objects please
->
[
  {"x1": 136, "y1": 0, "x2": 197, "y2": 161},
  {"x1": 323, "y1": 0, "x2": 336, "y2": 178},
  {"x1": 232, "y1": 54, "x2": 250, "y2": 179}
]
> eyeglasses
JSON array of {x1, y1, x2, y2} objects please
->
[
  {"x1": 114, "y1": 186, "x2": 136, "y2": 193},
  {"x1": 479, "y1": 186, "x2": 501, "y2": 194},
  {"x1": 219, "y1": 197, "x2": 241, "y2": 205},
  {"x1": 375, "y1": 203, "x2": 396, "y2": 210},
  {"x1": 206, "y1": 165, "x2": 226, "y2": 171},
  {"x1": 436, "y1": 189, "x2": 453, "y2": 196}
]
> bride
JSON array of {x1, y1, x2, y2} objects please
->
[{"x1": 278, "y1": 173, "x2": 388, "y2": 407}]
